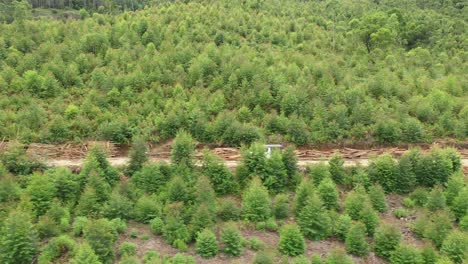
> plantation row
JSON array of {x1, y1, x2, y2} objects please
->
[
  {"x1": 0, "y1": 131, "x2": 466, "y2": 263},
  {"x1": 0, "y1": 0, "x2": 467, "y2": 146}
]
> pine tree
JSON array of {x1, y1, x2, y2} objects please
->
[
  {"x1": 334, "y1": 214, "x2": 352, "y2": 241},
  {"x1": 329, "y1": 154, "x2": 346, "y2": 185},
  {"x1": 368, "y1": 184, "x2": 387, "y2": 212},
  {"x1": 293, "y1": 178, "x2": 314, "y2": 216},
  {"x1": 71, "y1": 243, "x2": 101, "y2": 264},
  {"x1": 273, "y1": 193, "x2": 289, "y2": 220},
  {"x1": 131, "y1": 163, "x2": 171, "y2": 194},
  {"x1": 308, "y1": 162, "x2": 331, "y2": 186},
  {"x1": 318, "y1": 176, "x2": 340, "y2": 210},
  {"x1": 426, "y1": 185, "x2": 447, "y2": 211},
  {"x1": 0, "y1": 211, "x2": 38, "y2": 264},
  {"x1": 368, "y1": 154, "x2": 398, "y2": 193},
  {"x1": 390, "y1": 244, "x2": 423, "y2": 264},
  {"x1": 278, "y1": 224, "x2": 305, "y2": 257},
  {"x1": 221, "y1": 224, "x2": 243, "y2": 257},
  {"x1": 396, "y1": 149, "x2": 419, "y2": 194},
  {"x1": 440, "y1": 231, "x2": 468, "y2": 264},
  {"x1": 264, "y1": 150, "x2": 288, "y2": 193},
  {"x1": 196, "y1": 229, "x2": 218, "y2": 258},
  {"x1": 345, "y1": 186, "x2": 369, "y2": 220},
  {"x1": 202, "y1": 149, "x2": 237, "y2": 195},
  {"x1": 26, "y1": 172, "x2": 56, "y2": 217},
  {"x1": 242, "y1": 178, "x2": 271, "y2": 222},
  {"x1": 298, "y1": 194, "x2": 332, "y2": 240},
  {"x1": 190, "y1": 204, "x2": 215, "y2": 238},
  {"x1": 345, "y1": 222, "x2": 369, "y2": 257},
  {"x1": 444, "y1": 172, "x2": 465, "y2": 206},
  {"x1": 125, "y1": 139, "x2": 148, "y2": 176},
  {"x1": 359, "y1": 203, "x2": 379, "y2": 236},
  {"x1": 374, "y1": 225, "x2": 401, "y2": 260},
  {"x1": 282, "y1": 146, "x2": 299, "y2": 188},
  {"x1": 450, "y1": 188, "x2": 467, "y2": 221},
  {"x1": 83, "y1": 218, "x2": 117, "y2": 263},
  {"x1": 171, "y1": 130, "x2": 195, "y2": 168},
  {"x1": 325, "y1": 248, "x2": 354, "y2": 264}
]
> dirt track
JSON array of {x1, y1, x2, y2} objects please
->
[{"x1": 1, "y1": 141, "x2": 468, "y2": 171}]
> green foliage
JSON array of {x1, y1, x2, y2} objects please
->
[
  {"x1": 309, "y1": 162, "x2": 331, "y2": 186},
  {"x1": 359, "y1": 203, "x2": 379, "y2": 236},
  {"x1": 162, "y1": 213, "x2": 190, "y2": 247},
  {"x1": 0, "y1": 211, "x2": 38, "y2": 264},
  {"x1": 368, "y1": 184, "x2": 387, "y2": 212},
  {"x1": 426, "y1": 186, "x2": 447, "y2": 211},
  {"x1": 248, "y1": 237, "x2": 265, "y2": 251},
  {"x1": 440, "y1": 231, "x2": 468, "y2": 264},
  {"x1": 273, "y1": 193, "x2": 289, "y2": 220},
  {"x1": 190, "y1": 204, "x2": 215, "y2": 238},
  {"x1": 171, "y1": 253, "x2": 195, "y2": 264},
  {"x1": 278, "y1": 224, "x2": 305, "y2": 256},
  {"x1": 451, "y1": 188, "x2": 467, "y2": 221},
  {"x1": 38, "y1": 235, "x2": 76, "y2": 264},
  {"x1": 264, "y1": 150, "x2": 288, "y2": 193},
  {"x1": 374, "y1": 225, "x2": 401, "y2": 259},
  {"x1": 325, "y1": 249, "x2": 354, "y2": 264},
  {"x1": 396, "y1": 149, "x2": 419, "y2": 194},
  {"x1": 294, "y1": 178, "x2": 315, "y2": 216},
  {"x1": 126, "y1": 139, "x2": 148, "y2": 176},
  {"x1": 334, "y1": 214, "x2": 352, "y2": 241},
  {"x1": 72, "y1": 216, "x2": 89, "y2": 236},
  {"x1": 119, "y1": 242, "x2": 137, "y2": 257},
  {"x1": 444, "y1": 172, "x2": 465, "y2": 206},
  {"x1": 368, "y1": 154, "x2": 398, "y2": 193},
  {"x1": 242, "y1": 178, "x2": 271, "y2": 222},
  {"x1": 195, "y1": 229, "x2": 218, "y2": 258},
  {"x1": 171, "y1": 130, "x2": 195, "y2": 168},
  {"x1": 103, "y1": 191, "x2": 134, "y2": 220},
  {"x1": 83, "y1": 218, "x2": 117, "y2": 264},
  {"x1": 410, "y1": 188, "x2": 429, "y2": 207},
  {"x1": 416, "y1": 149, "x2": 454, "y2": 187},
  {"x1": 318, "y1": 176, "x2": 340, "y2": 210},
  {"x1": 202, "y1": 150, "x2": 237, "y2": 195},
  {"x1": 149, "y1": 217, "x2": 164, "y2": 235},
  {"x1": 253, "y1": 251, "x2": 274, "y2": 264},
  {"x1": 0, "y1": 144, "x2": 45, "y2": 175},
  {"x1": 345, "y1": 186, "x2": 369, "y2": 220},
  {"x1": 329, "y1": 154, "x2": 346, "y2": 185},
  {"x1": 298, "y1": 194, "x2": 332, "y2": 240},
  {"x1": 133, "y1": 195, "x2": 161, "y2": 223},
  {"x1": 345, "y1": 222, "x2": 370, "y2": 256},
  {"x1": 424, "y1": 211, "x2": 454, "y2": 249},
  {"x1": 217, "y1": 197, "x2": 241, "y2": 221},
  {"x1": 390, "y1": 244, "x2": 423, "y2": 264},
  {"x1": 221, "y1": 224, "x2": 243, "y2": 257},
  {"x1": 70, "y1": 242, "x2": 101, "y2": 264},
  {"x1": 131, "y1": 163, "x2": 171, "y2": 194}
]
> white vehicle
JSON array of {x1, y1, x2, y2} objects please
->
[{"x1": 264, "y1": 144, "x2": 283, "y2": 158}]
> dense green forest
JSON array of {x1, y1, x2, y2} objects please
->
[
  {"x1": 0, "y1": 0, "x2": 467, "y2": 146},
  {"x1": 0, "y1": 133, "x2": 467, "y2": 263}
]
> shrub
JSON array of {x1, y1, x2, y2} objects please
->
[
  {"x1": 311, "y1": 254, "x2": 323, "y2": 264},
  {"x1": 394, "y1": 208, "x2": 410, "y2": 219},
  {"x1": 119, "y1": 242, "x2": 137, "y2": 257},
  {"x1": 248, "y1": 237, "x2": 265, "y2": 251},
  {"x1": 390, "y1": 244, "x2": 423, "y2": 264},
  {"x1": 374, "y1": 225, "x2": 401, "y2": 259},
  {"x1": 334, "y1": 214, "x2": 352, "y2": 241},
  {"x1": 242, "y1": 178, "x2": 271, "y2": 222},
  {"x1": 298, "y1": 194, "x2": 332, "y2": 240},
  {"x1": 440, "y1": 231, "x2": 468, "y2": 264},
  {"x1": 38, "y1": 235, "x2": 76, "y2": 264},
  {"x1": 26, "y1": 173, "x2": 56, "y2": 217},
  {"x1": 273, "y1": 193, "x2": 289, "y2": 219},
  {"x1": 403, "y1": 198, "x2": 416, "y2": 208},
  {"x1": 110, "y1": 218, "x2": 127, "y2": 234},
  {"x1": 368, "y1": 184, "x2": 387, "y2": 212},
  {"x1": 195, "y1": 229, "x2": 218, "y2": 258},
  {"x1": 460, "y1": 215, "x2": 468, "y2": 231},
  {"x1": 70, "y1": 242, "x2": 101, "y2": 264},
  {"x1": 131, "y1": 163, "x2": 171, "y2": 194},
  {"x1": 171, "y1": 130, "x2": 195, "y2": 168},
  {"x1": 264, "y1": 150, "x2": 288, "y2": 193},
  {"x1": 119, "y1": 256, "x2": 139, "y2": 264},
  {"x1": 149, "y1": 217, "x2": 164, "y2": 235},
  {"x1": 171, "y1": 253, "x2": 195, "y2": 264},
  {"x1": 162, "y1": 214, "x2": 190, "y2": 247},
  {"x1": 450, "y1": 188, "x2": 467, "y2": 221},
  {"x1": 416, "y1": 149, "x2": 453, "y2": 187},
  {"x1": 325, "y1": 248, "x2": 354, "y2": 264},
  {"x1": 0, "y1": 211, "x2": 38, "y2": 264},
  {"x1": 420, "y1": 245, "x2": 438, "y2": 264},
  {"x1": 410, "y1": 188, "x2": 429, "y2": 207},
  {"x1": 103, "y1": 191, "x2": 134, "y2": 220},
  {"x1": 424, "y1": 211, "x2": 453, "y2": 249},
  {"x1": 278, "y1": 224, "x2": 306, "y2": 257},
  {"x1": 190, "y1": 204, "x2": 215, "y2": 238},
  {"x1": 221, "y1": 224, "x2": 243, "y2": 257},
  {"x1": 318, "y1": 176, "x2": 340, "y2": 210},
  {"x1": 217, "y1": 197, "x2": 241, "y2": 221},
  {"x1": 397, "y1": 150, "x2": 419, "y2": 194},
  {"x1": 426, "y1": 186, "x2": 447, "y2": 211},
  {"x1": 73, "y1": 216, "x2": 89, "y2": 236},
  {"x1": 345, "y1": 222, "x2": 369, "y2": 257},
  {"x1": 143, "y1": 250, "x2": 160, "y2": 264},
  {"x1": 253, "y1": 251, "x2": 274, "y2": 264}
]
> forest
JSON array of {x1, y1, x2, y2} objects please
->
[
  {"x1": 0, "y1": 132, "x2": 467, "y2": 263},
  {"x1": 0, "y1": 0, "x2": 467, "y2": 146}
]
